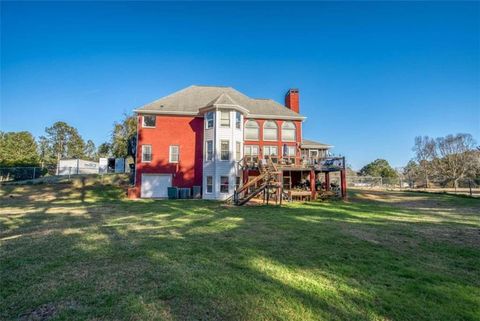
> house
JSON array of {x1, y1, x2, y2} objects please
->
[{"x1": 129, "y1": 85, "x2": 346, "y2": 201}]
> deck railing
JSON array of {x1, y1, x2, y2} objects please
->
[{"x1": 240, "y1": 156, "x2": 345, "y2": 171}]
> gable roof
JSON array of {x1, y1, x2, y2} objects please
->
[
  {"x1": 301, "y1": 139, "x2": 332, "y2": 149},
  {"x1": 134, "y1": 85, "x2": 305, "y2": 120}
]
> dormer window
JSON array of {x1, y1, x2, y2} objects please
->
[
  {"x1": 142, "y1": 115, "x2": 156, "y2": 128},
  {"x1": 205, "y1": 112, "x2": 214, "y2": 129}
]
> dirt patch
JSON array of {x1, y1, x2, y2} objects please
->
[{"x1": 18, "y1": 300, "x2": 80, "y2": 321}]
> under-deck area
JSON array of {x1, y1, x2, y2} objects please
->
[{"x1": 234, "y1": 156, "x2": 347, "y2": 205}]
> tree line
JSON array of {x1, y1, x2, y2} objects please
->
[
  {"x1": 0, "y1": 114, "x2": 137, "y2": 168},
  {"x1": 356, "y1": 133, "x2": 479, "y2": 189}
]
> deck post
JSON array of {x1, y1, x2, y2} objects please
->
[
  {"x1": 325, "y1": 172, "x2": 330, "y2": 191},
  {"x1": 340, "y1": 169, "x2": 347, "y2": 200},
  {"x1": 278, "y1": 171, "x2": 283, "y2": 205},
  {"x1": 310, "y1": 169, "x2": 316, "y2": 200}
]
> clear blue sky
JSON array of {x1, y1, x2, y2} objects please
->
[{"x1": 1, "y1": 1, "x2": 479, "y2": 170}]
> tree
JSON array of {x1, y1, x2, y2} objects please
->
[
  {"x1": 44, "y1": 121, "x2": 86, "y2": 164},
  {"x1": 403, "y1": 160, "x2": 420, "y2": 188},
  {"x1": 413, "y1": 136, "x2": 436, "y2": 188},
  {"x1": 110, "y1": 114, "x2": 137, "y2": 157},
  {"x1": 84, "y1": 140, "x2": 97, "y2": 161},
  {"x1": 97, "y1": 142, "x2": 111, "y2": 158},
  {"x1": 359, "y1": 159, "x2": 398, "y2": 179},
  {"x1": 0, "y1": 131, "x2": 39, "y2": 167},
  {"x1": 433, "y1": 133, "x2": 477, "y2": 190}
]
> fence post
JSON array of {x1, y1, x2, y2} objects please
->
[
  {"x1": 68, "y1": 167, "x2": 71, "y2": 180},
  {"x1": 33, "y1": 167, "x2": 36, "y2": 180}
]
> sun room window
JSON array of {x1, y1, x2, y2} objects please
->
[
  {"x1": 263, "y1": 121, "x2": 278, "y2": 141},
  {"x1": 281, "y1": 121, "x2": 296, "y2": 142},
  {"x1": 244, "y1": 120, "x2": 259, "y2": 140}
]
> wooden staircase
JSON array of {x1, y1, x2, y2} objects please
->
[{"x1": 232, "y1": 157, "x2": 282, "y2": 206}]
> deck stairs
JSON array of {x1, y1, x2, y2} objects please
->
[{"x1": 232, "y1": 157, "x2": 282, "y2": 206}]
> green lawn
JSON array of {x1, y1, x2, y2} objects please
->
[{"x1": 1, "y1": 177, "x2": 479, "y2": 321}]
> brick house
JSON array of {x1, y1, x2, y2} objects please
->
[{"x1": 131, "y1": 85, "x2": 341, "y2": 200}]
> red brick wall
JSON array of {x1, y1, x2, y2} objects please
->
[{"x1": 135, "y1": 115, "x2": 204, "y2": 193}]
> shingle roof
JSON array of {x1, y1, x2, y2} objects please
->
[
  {"x1": 134, "y1": 85, "x2": 305, "y2": 120},
  {"x1": 301, "y1": 139, "x2": 332, "y2": 149}
]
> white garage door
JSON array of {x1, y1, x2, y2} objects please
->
[{"x1": 141, "y1": 174, "x2": 172, "y2": 198}]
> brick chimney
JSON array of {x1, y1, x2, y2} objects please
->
[{"x1": 285, "y1": 89, "x2": 299, "y2": 113}]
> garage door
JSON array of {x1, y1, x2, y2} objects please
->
[{"x1": 141, "y1": 174, "x2": 172, "y2": 198}]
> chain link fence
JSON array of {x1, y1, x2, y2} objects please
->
[
  {"x1": 0, "y1": 166, "x2": 133, "y2": 183},
  {"x1": 346, "y1": 174, "x2": 479, "y2": 197}
]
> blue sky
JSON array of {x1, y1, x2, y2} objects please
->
[{"x1": 1, "y1": 1, "x2": 479, "y2": 169}]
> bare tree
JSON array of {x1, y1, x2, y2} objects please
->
[
  {"x1": 433, "y1": 133, "x2": 477, "y2": 191},
  {"x1": 413, "y1": 136, "x2": 435, "y2": 188}
]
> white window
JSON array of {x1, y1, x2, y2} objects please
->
[
  {"x1": 263, "y1": 121, "x2": 278, "y2": 141},
  {"x1": 264, "y1": 146, "x2": 278, "y2": 156},
  {"x1": 244, "y1": 120, "x2": 259, "y2": 140},
  {"x1": 206, "y1": 140, "x2": 213, "y2": 161},
  {"x1": 142, "y1": 145, "x2": 152, "y2": 162},
  {"x1": 169, "y1": 145, "x2": 179, "y2": 163},
  {"x1": 205, "y1": 112, "x2": 214, "y2": 129},
  {"x1": 264, "y1": 146, "x2": 278, "y2": 162},
  {"x1": 235, "y1": 112, "x2": 241, "y2": 129},
  {"x1": 282, "y1": 121, "x2": 296, "y2": 141},
  {"x1": 206, "y1": 176, "x2": 213, "y2": 193},
  {"x1": 283, "y1": 145, "x2": 296, "y2": 156},
  {"x1": 244, "y1": 145, "x2": 259, "y2": 163},
  {"x1": 143, "y1": 115, "x2": 156, "y2": 128},
  {"x1": 220, "y1": 140, "x2": 230, "y2": 161},
  {"x1": 220, "y1": 176, "x2": 229, "y2": 193},
  {"x1": 220, "y1": 111, "x2": 230, "y2": 127},
  {"x1": 236, "y1": 142, "x2": 241, "y2": 160},
  {"x1": 244, "y1": 145, "x2": 259, "y2": 157}
]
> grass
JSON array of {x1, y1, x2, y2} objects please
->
[{"x1": 1, "y1": 176, "x2": 479, "y2": 321}]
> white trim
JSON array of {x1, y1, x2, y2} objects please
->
[
  {"x1": 169, "y1": 145, "x2": 179, "y2": 163},
  {"x1": 142, "y1": 115, "x2": 157, "y2": 128},
  {"x1": 134, "y1": 109, "x2": 199, "y2": 116},
  {"x1": 248, "y1": 114, "x2": 306, "y2": 121},
  {"x1": 141, "y1": 145, "x2": 152, "y2": 163},
  {"x1": 206, "y1": 176, "x2": 213, "y2": 194},
  {"x1": 134, "y1": 109, "x2": 305, "y2": 121}
]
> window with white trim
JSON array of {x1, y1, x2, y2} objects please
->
[
  {"x1": 236, "y1": 142, "x2": 241, "y2": 160},
  {"x1": 220, "y1": 140, "x2": 230, "y2": 161},
  {"x1": 264, "y1": 145, "x2": 278, "y2": 163},
  {"x1": 263, "y1": 121, "x2": 278, "y2": 141},
  {"x1": 142, "y1": 145, "x2": 152, "y2": 162},
  {"x1": 282, "y1": 121, "x2": 296, "y2": 141},
  {"x1": 169, "y1": 145, "x2": 179, "y2": 163},
  {"x1": 244, "y1": 145, "x2": 259, "y2": 163},
  {"x1": 220, "y1": 176, "x2": 229, "y2": 193},
  {"x1": 142, "y1": 115, "x2": 156, "y2": 128},
  {"x1": 205, "y1": 112, "x2": 214, "y2": 129},
  {"x1": 206, "y1": 176, "x2": 213, "y2": 193},
  {"x1": 235, "y1": 112, "x2": 241, "y2": 129},
  {"x1": 220, "y1": 111, "x2": 230, "y2": 127},
  {"x1": 206, "y1": 140, "x2": 213, "y2": 161},
  {"x1": 283, "y1": 145, "x2": 296, "y2": 156},
  {"x1": 244, "y1": 120, "x2": 259, "y2": 140}
]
